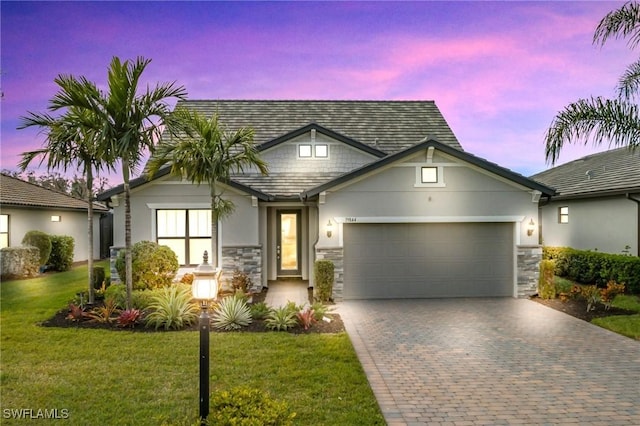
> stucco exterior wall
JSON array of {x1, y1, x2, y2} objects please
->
[
  {"x1": 316, "y1": 152, "x2": 540, "y2": 248},
  {"x1": 2, "y1": 207, "x2": 102, "y2": 262},
  {"x1": 111, "y1": 177, "x2": 260, "y2": 248},
  {"x1": 541, "y1": 196, "x2": 639, "y2": 256}
]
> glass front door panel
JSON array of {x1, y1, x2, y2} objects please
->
[{"x1": 280, "y1": 213, "x2": 298, "y2": 271}]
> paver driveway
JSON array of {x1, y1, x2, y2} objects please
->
[{"x1": 338, "y1": 298, "x2": 640, "y2": 426}]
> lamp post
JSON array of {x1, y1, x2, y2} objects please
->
[{"x1": 192, "y1": 251, "x2": 219, "y2": 425}]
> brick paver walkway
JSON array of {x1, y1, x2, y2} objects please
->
[{"x1": 338, "y1": 298, "x2": 640, "y2": 426}]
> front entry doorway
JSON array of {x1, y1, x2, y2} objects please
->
[{"x1": 277, "y1": 210, "x2": 302, "y2": 276}]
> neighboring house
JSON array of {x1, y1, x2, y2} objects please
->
[
  {"x1": 531, "y1": 147, "x2": 640, "y2": 256},
  {"x1": 98, "y1": 100, "x2": 554, "y2": 299},
  {"x1": 0, "y1": 173, "x2": 109, "y2": 262}
]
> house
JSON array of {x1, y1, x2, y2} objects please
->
[
  {"x1": 0, "y1": 173, "x2": 109, "y2": 262},
  {"x1": 98, "y1": 100, "x2": 554, "y2": 299},
  {"x1": 531, "y1": 147, "x2": 640, "y2": 256}
]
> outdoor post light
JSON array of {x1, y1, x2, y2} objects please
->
[{"x1": 192, "y1": 251, "x2": 219, "y2": 425}]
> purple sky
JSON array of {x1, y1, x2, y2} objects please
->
[{"x1": 0, "y1": 1, "x2": 632, "y2": 185}]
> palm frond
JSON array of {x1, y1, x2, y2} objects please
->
[
  {"x1": 594, "y1": 1, "x2": 640, "y2": 48},
  {"x1": 617, "y1": 58, "x2": 640, "y2": 100},
  {"x1": 544, "y1": 97, "x2": 640, "y2": 164}
]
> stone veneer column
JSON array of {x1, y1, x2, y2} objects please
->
[
  {"x1": 221, "y1": 245, "x2": 262, "y2": 292},
  {"x1": 517, "y1": 245, "x2": 542, "y2": 298},
  {"x1": 109, "y1": 246, "x2": 125, "y2": 284},
  {"x1": 315, "y1": 247, "x2": 344, "y2": 301}
]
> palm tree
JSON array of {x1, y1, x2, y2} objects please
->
[
  {"x1": 19, "y1": 88, "x2": 112, "y2": 304},
  {"x1": 544, "y1": 1, "x2": 640, "y2": 164},
  {"x1": 145, "y1": 108, "x2": 268, "y2": 268},
  {"x1": 44, "y1": 56, "x2": 187, "y2": 308}
]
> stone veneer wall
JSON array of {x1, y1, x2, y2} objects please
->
[
  {"x1": 315, "y1": 247, "x2": 344, "y2": 301},
  {"x1": 517, "y1": 245, "x2": 542, "y2": 298},
  {"x1": 222, "y1": 245, "x2": 262, "y2": 292}
]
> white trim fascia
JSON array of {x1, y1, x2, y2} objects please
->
[
  {"x1": 147, "y1": 203, "x2": 211, "y2": 209},
  {"x1": 334, "y1": 215, "x2": 525, "y2": 224}
]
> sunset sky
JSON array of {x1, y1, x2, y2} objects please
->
[{"x1": 0, "y1": 1, "x2": 632, "y2": 185}]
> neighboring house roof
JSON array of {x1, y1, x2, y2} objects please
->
[
  {"x1": 174, "y1": 100, "x2": 463, "y2": 153},
  {"x1": 530, "y1": 147, "x2": 640, "y2": 200},
  {"x1": 302, "y1": 139, "x2": 556, "y2": 199},
  {"x1": 0, "y1": 173, "x2": 108, "y2": 212}
]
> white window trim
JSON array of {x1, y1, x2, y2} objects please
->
[{"x1": 414, "y1": 165, "x2": 445, "y2": 187}]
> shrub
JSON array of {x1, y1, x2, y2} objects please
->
[
  {"x1": 212, "y1": 295, "x2": 253, "y2": 331},
  {"x1": 104, "y1": 284, "x2": 127, "y2": 309},
  {"x1": 230, "y1": 269, "x2": 253, "y2": 293},
  {"x1": 249, "y1": 302, "x2": 270, "y2": 320},
  {"x1": 85, "y1": 298, "x2": 120, "y2": 323},
  {"x1": 296, "y1": 307, "x2": 316, "y2": 330},
  {"x1": 265, "y1": 306, "x2": 298, "y2": 331},
  {"x1": 117, "y1": 309, "x2": 143, "y2": 328},
  {"x1": 538, "y1": 260, "x2": 556, "y2": 299},
  {"x1": 0, "y1": 246, "x2": 40, "y2": 279},
  {"x1": 600, "y1": 281, "x2": 626, "y2": 310},
  {"x1": 208, "y1": 387, "x2": 295, "y2": 426},
  {"x1": 145, "y1": 285, "x2": 199, "y2": 330},
  {"x1": 48, "y1": 235, "x2": 74, "y2": 271},
  {"x1": 311, "y1": 301, "x2": 331, "y2": 321},
  {"x1": 581, "y1": 285, "x2": 601, "y2": 312},
  {"x1": 115, "y1": 241, "x2": 179, "y2": 290},
  {"x1": 21, "y1": 230, "x2": 52, "y2": 266},
  {"x1": 544, "y1": 246, "x2": 640, "y2": 294},
  {"x1": 314, "y1": 260, "x2": 334, "y2": 302},
  {"x1": 93, "y1": 266, "x2": 106, "y2": 289}
]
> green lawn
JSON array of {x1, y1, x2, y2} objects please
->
[
  {"x1": 0, "y1": 262, "x2": 384, "y2": 425},
  {"x1": 591, "y1": 294, "x2": 640, "y2": 340}
]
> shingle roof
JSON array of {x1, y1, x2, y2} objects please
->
[
  {"x1": 174, "y1": 100, "x2": 463, "y2": 153},
  {"x1": 0, "y1": 173, "x2": 108, "y2": 211},
  {"x1": 530, "y1": 147, "x2": 640, "y2": 199}
]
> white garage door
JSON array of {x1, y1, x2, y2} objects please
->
[{"x1": 343, "y1": 222, "x2": 514, "y2": 299}]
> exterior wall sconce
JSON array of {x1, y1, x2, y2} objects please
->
[
  {"x1": 326, "y1": 220, "x2": 333, "y2": 238},
  {"x1": 526, "y1": 218, "x2": 536, "y2": 236},
  {"x1": 50, "y1": 215, "x2": 61, "y2": 222},
  {"x1": 191, "y1": 251, "x2": 219, "y2": 424}
]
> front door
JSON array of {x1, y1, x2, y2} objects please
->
[{"x1": 277, "y1": 210, "x2": 301, "y2": 276}]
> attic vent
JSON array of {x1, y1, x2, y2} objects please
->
[
  {"x1": 374, "y1": 138, "x2": 379, "y2": 147},
  {"x1": 586, "y1": 170, "x2": 593, "y2": 180}
]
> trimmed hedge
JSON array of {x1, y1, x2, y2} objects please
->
[
  {"x1": 543, "y1": 247, "x2": 640, "y2": 294},
  {"x1": 21, "y1": 230, "x2": 52, "y2": 266},
  {"x1": 314, "y1": 260, "x2": 334, "y2": 302},
  {"x1": 49, "y1": 235, "x2": 75, "y2": 271},
  {"x1": 115, "y1": 241, "x2": 178, "y2": 290},
  {"x1": 0, "y1": 246, "x2": 40, "y2": 279}
]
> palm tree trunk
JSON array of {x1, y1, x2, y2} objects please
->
[
  {"x1": 87, "y1": 169, "x2": 95, "y2": 304},
  {"x1": 211, "y1": 183, "x2": 219, "y2": 268},
  {"x1": 123, "y1": 160, "x2": 133, "y2": 310}
]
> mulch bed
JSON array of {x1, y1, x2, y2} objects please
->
[
  {"x1": 39, "y1": 287, "x2": 345, "y2": 334},
  {"x1": 531, "y1": 296, "x2": 637, "y2": 322}
]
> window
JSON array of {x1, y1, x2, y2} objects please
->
[
  {"x1": 298, "y1": 144, "x2": 312, "y2": 158},
  {"x1": 0, "y1": 214, "x2": 8, "y2": 249},
  {"x1": 157, "y1": 209, "x2": 211, "y2": 265},
  {"x1": 421, "y1": 167, "x2": 438, "y2": 183},
  {"x1": 559, "y1": 206, "x2": 569, "y2": 224},
  {"x1": 298, "y1": 143, "x2": 329, "y2": 158},
  {"x1": 314, "y1": 144, "x2": 328, "y2": 158}
]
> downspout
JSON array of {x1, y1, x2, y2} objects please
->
[{"x1": 626, "y1": 193, "x2": 640, "y2": 256}]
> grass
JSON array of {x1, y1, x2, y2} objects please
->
[
  {"x1": 591, "y1": 294, "x2": 640, "y2": 340},
  {"x1": 0, "y1": 262, "x2": 384, "y2": 425}
]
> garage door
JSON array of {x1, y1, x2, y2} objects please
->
[{"x1": 343, "y1": 222, "x2": 514, "y2": 299}]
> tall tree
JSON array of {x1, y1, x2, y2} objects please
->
[
  {"x1": 545, "y1": 1, "x2": 640, "y2": 164},
  {"x1": 39, "y1": 56, "x2": 187, "y2": 308},
  {"x1": 19, "y1": 92, "x2": 112, "y2": 304},
  {"x1": 145, "y1": 109, "x2": 268, "y2": 268}
]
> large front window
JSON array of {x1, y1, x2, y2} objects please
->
[
  {"x1": 157, "y1": 209, "x2": 211, "y2": 265},
  {"x1": 0, "y1": 214, "x2": 8, "y2": 249}
]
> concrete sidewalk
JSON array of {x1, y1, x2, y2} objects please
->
[{"x1": 263, "y1": 280, "x2": 309, "y2": 308}]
